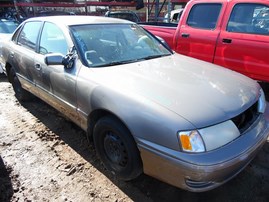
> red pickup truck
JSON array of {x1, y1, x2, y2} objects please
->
[{"x1": 142, "y1": 0, "x2": 269, "y2": 83}]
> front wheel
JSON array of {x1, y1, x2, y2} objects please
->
[
  {"x1": 93, "y1": 116, "x2": 142, "y2": 181},
  {"x1": 9, "y1": 68, "x2": 32, "y2": 101}
]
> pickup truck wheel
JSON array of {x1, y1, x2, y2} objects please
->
[
  {"x1": 93, "y1": 116, "x2": 142, "y2": 181},
  {"x1": 10, "y1": 68, "x2": 32, "y2": 101}
]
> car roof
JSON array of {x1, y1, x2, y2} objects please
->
[
  {"x1": 107, "y1": 10, "x2": 137, "y2": 14},
  {"x1": 24, "y1": 15, "x2": 135, "y2": 26}
]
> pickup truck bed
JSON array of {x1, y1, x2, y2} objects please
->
[{"x1": 139, "y1": 22, "x2": 177, "y2": 48}]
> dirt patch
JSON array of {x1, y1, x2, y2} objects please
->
[{"x1": 0, "y1": 76, "x2": 269, "y2": 202}]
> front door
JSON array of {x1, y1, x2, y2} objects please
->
[
  {"x1": 12, "y1": 21, "x2": 42, "y2": 93},
  {"x1": 35, "y1": 22, "x2": 79, "y2": 123},
  {"x1": 174, "y1": 3, "x2": 224, "y2": 63}
]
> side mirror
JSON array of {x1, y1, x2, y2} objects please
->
[
  {"x1": 45, "y1": 53, "x2": 64, "y2": 66},
  {"x1": 45, "y1": 53, "x2": 75, "y2": 69},
  {"x1": 62, "y1": 54, "x2": 76, "y2": 69},
  {"x1": 62, "y1": 46, "x2": 77, "y2": 69}
]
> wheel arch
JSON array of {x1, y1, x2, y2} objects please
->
[
  {"x1": 87, "y1": 109, "x2": 134, "y2": 142},
  {"x1": 90, "y1": 109, "x2": 143, "y2": 180},
  {"x1": 5, "y1": 62, "x2": 12, "y2": 83}
]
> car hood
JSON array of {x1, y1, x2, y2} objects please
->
[{"x1": 92, "y1": 54, "x2": 260, "y2": 128}]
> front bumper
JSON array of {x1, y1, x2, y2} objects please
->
[{"x1": 137, "y1": 114, "x2": 269, "y2": 192}]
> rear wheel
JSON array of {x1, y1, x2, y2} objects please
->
[
  {"x1": 93, "y1": 116, "x2": 142, "y2": 181},
  {"x1": 9, "y1": 68, "x2": 32, "y2": 101}
]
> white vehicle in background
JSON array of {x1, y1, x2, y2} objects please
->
[
  {"x1": 0, "y1": 19, "x2": 19, "y2": 74},
  {"x1": 163, "y1": 9, "x2": 184, "y2": 23}
]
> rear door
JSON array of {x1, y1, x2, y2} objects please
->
[
  {"x1": 174, "y1": 2, "x2": 224, "y2": 62},
  {"x1": 214, "y1": 1, "x2": 269, "y2": 82},
  {"x1": 10, "y1": 21, "x2": 42, "y2": 93}
]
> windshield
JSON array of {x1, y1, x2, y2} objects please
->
[
  {"x1": 0, "y1": 20, "x2": 19, "y2": 34},
  {"x1": 70, "y1": 24, "x2": 172, "y2": 67}
]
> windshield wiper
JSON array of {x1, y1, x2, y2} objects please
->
[
  {"x1": 94, "y1": 59, "x2": 139, "y2": 67},
  {"x1": 142, "y1": 54, "x2": 171, "y2": 60},
  {"x1": 92, "y1": 54, "x2": 171, "y2": 67}
]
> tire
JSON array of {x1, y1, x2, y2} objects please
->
[
  {"x1": 9, "y1": 68, "x2": 32, "y2": 101},
  {"x1": 93, "y1": 116, "x2": 143, "y2": 181}
]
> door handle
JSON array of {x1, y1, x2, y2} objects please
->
[
  {"x1": 222, "y1": 38, "x2": 232, "y2": 43},
  {"x1": 181, "y1": 33, "x2": 190, "y2": 38},
  {"x1": 35, "y1": 63, "x2": 42, "y2": 70}
]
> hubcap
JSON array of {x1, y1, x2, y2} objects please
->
[{"x1": 104, "y1": 132, "x2": 128, "y2": 169}]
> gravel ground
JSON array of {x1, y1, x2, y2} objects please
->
[{"x1": 1, "y1": 75, "x2": 269, "y2": 202}]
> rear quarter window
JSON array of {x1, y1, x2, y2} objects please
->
[{"x1": 187, "y1": 3, "x2": 222, "y2": 30}]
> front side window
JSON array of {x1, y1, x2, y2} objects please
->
[
  {"x1": 187, "y1": 3, "x2": 222, "y2": 29},
  {"x1": 227, "y1": 3, "x2": 269, "y2": 35},
  {"x1": 17, "y1": 21, "x2": 42, "y2": 50},
  {"x1": 70, "y1": 24, "x2": 171, "y2": 67},
  {"x1": 39, "y1": 22, "x2": 68, "y2": 55}
]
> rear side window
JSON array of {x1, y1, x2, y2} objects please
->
[
  {"x1": 17, "y1": 21, "x2": 42, "y2": 50},
  {"x1": 227, "y1": 3, "x2": 269, "y2": 35},
  {"x1": 187, "y1": 3, "x2": 222, "y2": 29}
]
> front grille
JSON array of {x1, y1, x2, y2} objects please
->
[{"x1": 232, "y1": 101, "x2": 259, "y2": 134}]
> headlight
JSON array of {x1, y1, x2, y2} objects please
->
[
  {"x1": 178, "y1": 120, "x2": 241, "y2": 153},
  {"x1": 178, "y1": 130, "x2": 205, "y2": 153}
]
